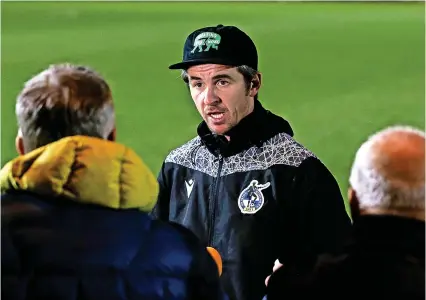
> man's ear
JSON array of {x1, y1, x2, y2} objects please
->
[
  {"x1": 107, "y1": 127, "x2": 116, "y2": 142},
  {"x1": 15, "y1": 130, "x2": 25, "y2": 155},
  {"x1": 348, "y1": 187, "x2": 360, "y2": 221},
  {"x1": 249, "y1": 73, "x2": 262, "y2": 98}
]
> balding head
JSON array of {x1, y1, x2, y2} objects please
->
[{"x1": 349, "y1": 126, "x2": 425, "y2": 216}]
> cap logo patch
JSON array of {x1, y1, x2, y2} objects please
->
[{"x1": 191, "y1": 32, "x2": 221, "y2": 53}]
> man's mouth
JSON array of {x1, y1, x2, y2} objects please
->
[
  {"x1": 206, "y1": 110, "x2": 226, "y2": 124},
  {"x1": 209, "y1": 112, "x2": 225, "y2": 120}
]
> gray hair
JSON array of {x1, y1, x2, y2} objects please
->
[
  {"x1": 16, "y1": 63, "x2": 115, "y2": 152},
  {"x1": 181, "y1": 65, "x2": 259, "y2": 100},
  {"x1": 349, "y1": 125, "x2": 425, "y2": 210}
]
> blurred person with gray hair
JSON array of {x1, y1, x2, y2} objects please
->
[
  {"x1": 1, "y1": 63, "x2": 225, "y2": 300},
  {"x1": 265, "y1": 125, "x2": 425, "y2": 300}
]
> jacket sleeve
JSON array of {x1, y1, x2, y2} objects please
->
[
  {"x1": 150, "y1": 162, "x2": 170, "y2": 221},
  {"x1": 277, "y1": 156, "x2": 352, "y2": 269}
]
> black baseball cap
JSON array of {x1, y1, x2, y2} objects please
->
[{"x1": 168, "y1": 24, "x2": 258, "y2": 70}]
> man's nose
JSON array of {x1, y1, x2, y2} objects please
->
[{"x1": 203, "y1": 86, "x2": 219, "y2": 105}]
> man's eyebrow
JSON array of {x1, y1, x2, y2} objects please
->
[
  {"x1": 188, "y1": 74, "x2": 234, "y2": 81},
  {"x1": 212, "y1": 74, "x2": 234, "y2": 80}
]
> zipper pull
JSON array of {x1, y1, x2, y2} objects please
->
[{"x1": 214, "y1": 149, "x2": 221, "y2": 161}]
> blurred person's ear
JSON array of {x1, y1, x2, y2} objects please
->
[
  {"x1": 107, "y1": 127, "x2": 116, "y2": 142},
  {"x1": 15, "y1": 129, "x2": 25, "y2": 155},
  {"x1": 348, "y1": 187, "x2": 360, "y2": 221}
]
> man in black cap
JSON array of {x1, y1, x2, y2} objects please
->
[{"x1": 151, "y1": 24, "x2": 352, "y2": 300}]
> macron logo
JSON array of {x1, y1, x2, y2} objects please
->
[{"x1": 185, "y1": 179, "x2": 195, "y2": 198}]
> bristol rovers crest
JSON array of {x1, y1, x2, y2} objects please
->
[{"x1": 238, "y1": 180, "x2": 271, "y2": 214}]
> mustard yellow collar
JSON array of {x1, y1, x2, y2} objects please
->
[{"x1": 0, "y1": 136, "x2": 158, "y2": 212}]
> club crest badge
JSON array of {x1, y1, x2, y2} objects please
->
[
  {"x1": 191, "y1": 32, "x2": 221, "y2": 53},
  {"x1": 238, "y1": 180, "x2": 271, "y2": 214}
]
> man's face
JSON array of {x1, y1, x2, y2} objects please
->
[{"x1": 187, "y1": 64, "x2": 258, "y2": 135}]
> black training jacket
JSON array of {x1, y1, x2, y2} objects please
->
[{"x1": 152, "y1": 100, "x2": 352, "y2": 300}]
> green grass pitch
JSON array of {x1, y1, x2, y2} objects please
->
[{"x1": 1, "y1": 2, "x2": 424, "y2": 212}]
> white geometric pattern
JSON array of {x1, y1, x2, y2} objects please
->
[{"x1": 165, "y1": 133, "x2": 316, "y2": 177}]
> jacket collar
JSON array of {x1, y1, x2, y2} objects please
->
[
  {"x1": 0, "y1": 136, "x2": 158, "y2": 212},
  {"x1": 197, "y1": 100, "x2": 294, "y2": 157},
  {"x1": 350, "y1": 215, "x2": 425, "y2": 258}
]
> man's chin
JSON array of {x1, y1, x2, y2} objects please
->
[{"x1": 208, "y1": 123, "x2": 229, "y2": 136}]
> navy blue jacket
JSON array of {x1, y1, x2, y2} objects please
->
[
  {"x1": 2, "y1": 192, "x2": 224, "y2": 300},
  {"x1": 1, "y1": 136, "x2": 225, "y2": 300},
  {"x1": 152, "y1": 101, "x2": 352, "y2": 300}
]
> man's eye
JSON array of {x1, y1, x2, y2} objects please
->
[
  {"x1": 192, "y1": 82, "x2": 203, "y2": 88},
  {"x1": 217, "y1": 80, "x2": 229, "y2": 86}
]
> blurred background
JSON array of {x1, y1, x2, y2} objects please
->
[{"x1": 1, "y1": 1, "x2": 424, "y2": 211}]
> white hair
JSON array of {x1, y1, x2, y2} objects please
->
[{"x1": 349, "y1": 125, "x2": 425, "y2": 210}]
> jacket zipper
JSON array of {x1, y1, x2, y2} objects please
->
[{"x1": 208, "y1": 153, "x2": 223, "y2": 245}]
